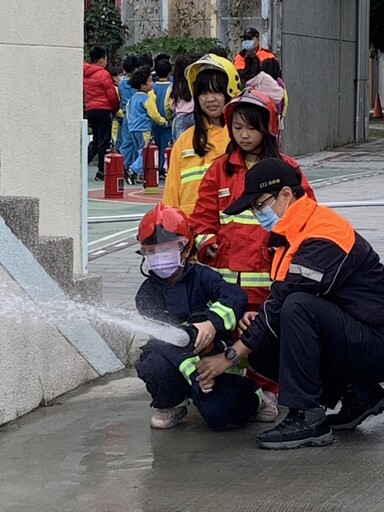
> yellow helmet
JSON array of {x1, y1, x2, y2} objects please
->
[{"x1": 185, "y1": 54, "x2": 241, "y2": 98}]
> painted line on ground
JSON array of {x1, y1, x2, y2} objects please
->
[{"x1": 88, "y1": 226, "x2": 138, "y2": 247}]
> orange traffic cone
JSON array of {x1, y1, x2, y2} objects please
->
[{"x1": 373, "y1": 93, "x2": 383, "y2": 118}]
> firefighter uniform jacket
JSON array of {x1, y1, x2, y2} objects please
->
[
  {"x1": 162, "y1": 124, "x2": 230, "y2": 216},
  {"x1": 135, "y1": 262, "x2": 248, "y2": 342},
  {"x1": 190, "y1": 150, "x2": 315, "y2": 308},
  {"x1": 241, "y1": 194, "x2": 384, "y2": 352},
  {"x1": 234, "y1": 47, "x2": 276, "y2": 71}
]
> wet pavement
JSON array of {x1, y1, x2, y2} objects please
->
[
  {"x1": 1, "y1": 136, "x2": 384, "y2": 511},
  {"x1": 2, "y1": 370, "x2": 384, "y2": 512}
]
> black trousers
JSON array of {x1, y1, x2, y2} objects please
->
[
  {"x1": 276, "y1": 292, "x2": 384, "y2": 409},
  {"x1": 136, "y1": 340, "x2": 260, "y2": 429},
  {"x1": 87, "y1": 109, "x2": 112, "y2": 174}
]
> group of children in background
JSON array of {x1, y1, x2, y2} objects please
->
[{"x1": 103, "y1": 46, "x2": 287, "y2": 185}]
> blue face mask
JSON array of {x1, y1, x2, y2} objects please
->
[
  {"x1": 253, "y1": 204, "x2": 280, "y2": 231},
  {"x1": 242, "y1": 40, "x2": 255, "y2": 51}
]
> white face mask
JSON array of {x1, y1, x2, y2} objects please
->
[{"x1": 146, "y1": 251, "x2": 182, "y2": 279}]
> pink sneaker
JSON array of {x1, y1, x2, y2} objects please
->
[
  {"x1": 256, "y1": 391, "x2": 278, "y2": 422},
  {"x1": 150, "y1": 406, "x2": 188, "y2": 429}
]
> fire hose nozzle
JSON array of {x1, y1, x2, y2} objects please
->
[{"x1": 179, "y1": 324, "x2": 227, "y2": 356}]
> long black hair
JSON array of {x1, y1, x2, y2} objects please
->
[
  {"x1": 261, "y1": 58, "x2": 283, "y2": 80},
  {"x1": 225, "y1": 102, "x2": 281, "y2": 176},
  {"x1": 170, "y1": 54, "x2": 194, "y2": 104},
  {"x1": 239, "y1": 54, "x2": 261, "y2": 86},
  {"x1": 192, "y1": 69, "x2": 231, "y2": 157}
]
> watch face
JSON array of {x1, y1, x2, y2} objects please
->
[{"x1": 225, "y1": 347, "x2": 237, "y2": 361}]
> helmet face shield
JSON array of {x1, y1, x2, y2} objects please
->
[{"x1": 139, "y1": 238, "x2": 189, "y2": 256}]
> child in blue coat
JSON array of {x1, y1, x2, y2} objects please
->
[
  {"x1": 118, "y1": 55, "x2": 138, "y2": 172},
  {"x1": 152, "y1": 59, "x2": 173, "y2": 177},
  {"x1": 127, "y1": 68, "x2": 169, "y2": 183}
]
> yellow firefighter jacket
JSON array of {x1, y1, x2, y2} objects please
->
[{"x1": 162, "y1": 124, "x2": 230, "y2": 216}]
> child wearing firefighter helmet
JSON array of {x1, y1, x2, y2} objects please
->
[
  {"x1": 189, "y1": 88, "x2": 316, "y2": 419},
  {"x1": 135, "y1": 202, "x2": 263, "y2": 430},
  {"x1": 162, "y1": 54, "x2": 241, "y2": 216}
]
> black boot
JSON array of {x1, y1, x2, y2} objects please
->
[
  {"x1": 328, "y1": 384, "x2": 384, "y2": 430},
  {"x1": 124, "y1": 167, "x2": 135, "y2": 185},
  {"x1": 256, "y1": 407, "x2": 333, "y2": 450}
]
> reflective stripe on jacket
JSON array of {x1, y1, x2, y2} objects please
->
[
  {"x1": 162, "y1": 124, "x2": 230, "y2": 216},
  {"x1": 189, "y1": 149, "x2": 316, "y2": 307}
]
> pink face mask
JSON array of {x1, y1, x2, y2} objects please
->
[{"x1": 146, "y1": 251, "x2": 182, "y2": 279}]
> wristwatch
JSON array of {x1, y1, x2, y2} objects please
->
[{"x1": 224, "y1": 346, "x2": 241, "y2": 366}]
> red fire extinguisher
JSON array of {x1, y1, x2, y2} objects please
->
[
  {"x1": 104, "y1": 150, "x2": 124, "y2": 199},
  {"x1": 164, "y1": 139, "x2": 174, "y2": 175},
  {"x1": 143, "y1": 139, "x2": 159, "y2": 195}
]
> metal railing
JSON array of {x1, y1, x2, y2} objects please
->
[
  {"x1": 88, "y1": 214, "x2": 145, "y2": 224},
  {"x1": 87, "y1": 200, "x2": 384, "y2": 225}
]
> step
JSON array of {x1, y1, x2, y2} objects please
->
[
  {"x1": 34, "y1": 236, "x2": 74, "y2": 290},
  {"x1": 69, "y1": 273, "x2": 102, "y2": 302},
  {"x1": 0, "y1": 196, "x2": 39, "y2": 252}
]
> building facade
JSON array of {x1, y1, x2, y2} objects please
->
[{"x1": 121, "y1": 0, "x2": 370, "y2": 155}]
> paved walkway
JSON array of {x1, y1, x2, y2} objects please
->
[
  {"x1": 89, "y1": 137, "x2": 384, "y2": 310},
  {"x1": 1, "y1": 137, "x2": 384, "y2": 512}
]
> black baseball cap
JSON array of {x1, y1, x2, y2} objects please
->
[
  {"x1": 243, "y1": 27, "x2": 259, "y2": 40},
  {"x1": 224, "y1": 158, "x2": 301, "y2": 215}
]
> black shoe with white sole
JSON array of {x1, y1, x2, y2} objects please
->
[
  {"x1": 328, "y1": 384, "x2": 384, "y2": 430},
  {"x1": 256, "y1": 407, "x2": 333, "y2": 450}
]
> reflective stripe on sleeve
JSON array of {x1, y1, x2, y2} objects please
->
[
  {"x1": 219, "y1": 211, "x2": 260, "y2": 225},
  {"x1": 289, "y1": 263, "x2": 324, "y2": 282},
  {"x1": 209, "y1": 301, "x2": 237, "y2": 330},
  {"x1": 195, "y1": 233, "x2": 215, "y2": 250},
  {"x1": 218, "y1": 268, "x2": 239, "y2": 284},
  {"x1": 225, "y1": 365, "x2": 244, "y2": 376},
  {"x1": 179, "y1": 355, "x2": 200, "y2": 384}
]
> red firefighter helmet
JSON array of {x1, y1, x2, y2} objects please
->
[
  {"x1": 224, "y1": 87, "x2": 279, "y2": 138},
  {"x1": 138, "y1": 202, "x2": 194, "y2": 252}
]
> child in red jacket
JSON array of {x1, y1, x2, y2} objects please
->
[
  {"x1": 189, "y1": 88, "x2": 315, "y2": 420},
  {"x1": 83, "y1": 46, "x2": 119, "y2": 181}
]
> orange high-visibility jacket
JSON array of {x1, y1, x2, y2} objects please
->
[
  {"x1": 240, "y1": 195, "x2": 384, "y2": 352},
  {"x1": 234, "y1": 48, "x2": 276, "y2": 71}
]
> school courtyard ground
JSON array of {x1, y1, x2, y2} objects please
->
[{"x1": 1, "y1": 130, "x2": 384, "y2": 512}]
